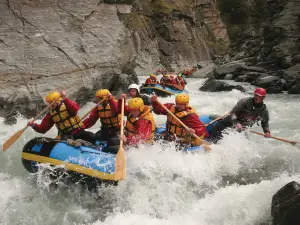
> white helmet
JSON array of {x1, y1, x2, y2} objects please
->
[{"x1": 128, "y1": 84, "x2": 140, "y2": 93}]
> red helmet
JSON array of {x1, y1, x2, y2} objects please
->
[{"x1": 254, "y1": 88, "x2": 266, "y2": 97}]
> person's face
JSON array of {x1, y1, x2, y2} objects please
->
[
  {"x1": 175, "y1": 103, "x2": 186, "y2": 111},
  {"x1": 254, "y1": 94, "x2": 264, "y2": 104},
  {"x1": 129, "y1": 109, "x2": 140, "y2": 117},
  {"x1": 129, "y1": 89, "x2": 137, "y2": 97},
  {"x1": 49, "y1": 102, "x2": 58, "y2": 109}
]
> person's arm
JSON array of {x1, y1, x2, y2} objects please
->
[
  {"x1": 64, "y1": 98, "x2": 80, "y2": 116},
  {"x1": 82, "y1": 107, "x2": 99, "y2": 129},
  {"x1": 151, "y1": 102, "x2": 173, "y2": 115},
  {"x1": 182, "y1": 114, "x2": 209, "y2": 138},
  {"x1": 31, "y1": 113, "x2": 55, "y2": 134},
  {"x1": 230, "y1": 98, "x2": 250, "y2": 124},
  {"x1": 126, "y1": 120, "x2": 153, "y2": 145},
  {"x1": 261, "y1": 107, "x2": 270, "y2": 134}
]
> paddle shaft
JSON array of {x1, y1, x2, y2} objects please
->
[
  {"x1": 79, "y1": 98, "x2": 106, "y2": 121},
  {"x1": 3, "y1": 79, "x2": 82, "y2": 152},
  {"x1": 205, "y1": 113, "x2": 230, "y2": 127},
  {"x1": 120, "y1": 98, "x2": 125, "y2": 148},
  {"x1": 249, "y1": 130, "x2": 299, "y2": 145}
]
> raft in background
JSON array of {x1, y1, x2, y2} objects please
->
[
  {"x1": 140, "y1": 84, "x2": 188, "y2": 97},
  {"x1": 155, "y1": 114, "x2": 219, "y2": 152},
  {"x1": 22, "y1": 137, "x2": 121, "y2": 185}
]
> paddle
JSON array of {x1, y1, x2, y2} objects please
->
[
  {"x1": 205, "y1": 113, "x2": 230, "y2": 127},
  {"x1": 79, "y1": 98, "x2": 106, "y2": 121},
  {"x1": 156, "y1": 100, "x2": 211, "y2": 151},
  {"x1": 3, "y1": 77, "x2": 85, "y2": 150},
  {"x1": 114, "y1": 97, "x2": 126, "y2": 180},
  {"x1": 249, "y1": 130, "x2": 300, "y2": 145},
  {"x1": 2, "y1": 100, "x2": 57, "y2": 152}
]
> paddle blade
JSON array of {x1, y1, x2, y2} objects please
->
[
  {"x1": 114, "y1": 146, "x2": 126, "y2": 181},
  {"x1": 2, "y1": 128, "x2": 25, "y2": 151}
]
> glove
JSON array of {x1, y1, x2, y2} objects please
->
[{"x1": 235, "y1": 123, "x2": 243, "y2": 129}]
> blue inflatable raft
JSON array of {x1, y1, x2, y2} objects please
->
[
  {"x1": 22, "y1": 137, "x2": 121, "y2": 182},
  {"x1": 155, "y1": 114, "x2": 219, "y2": 152},
  {"x1": 140, "y1": 84, "x2": 188, "y2": 96}
]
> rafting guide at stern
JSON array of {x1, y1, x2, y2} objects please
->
[{"x1": 210, "y1": 88, "x2": 271, "y2": 142}]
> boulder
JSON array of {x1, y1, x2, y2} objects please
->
[
  {"x1": 224, "y1": 73, "x2": 233, "y2": 80},
  {"x1": 252, "y1": 75, "x2": 280, "y2": 88},
  {"x1": 199, "y1": 77, "x2": 245, "y2": 92},
  {"x1": 288, "y1": 84, "x2": 300, "y2": 94},
  {"x1": 214, "y1": 61, "x2": 248, "y2": 79},
  {"x1": 190, "y1": 63, "x2": 216, "y2": 78},
  {"x1": 284, "y1": 63, "x2": 300, "y2": 83}
]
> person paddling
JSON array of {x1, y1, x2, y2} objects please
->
[
  {"x1": 210, "y1": 88, "x2": 271, "y2": 142},
  {"x1": 27, "y1": 91, "x2": 95, "y2": 143},
  {"x1": 151, "y1": 93, "x2": 208, "y2": 146},
  {"x1": 110, "y1": 97, "x2": 156, "y2": 146},
  {"x1": 82, "y1": 89, "x2": 121, "y2": 142},
  {"x1": 145, "y1": 74, "x2": 159, "y2": 85}
]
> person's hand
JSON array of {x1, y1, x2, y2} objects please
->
[
  {"x1": 264, "y1": 132, "x2": 271, "y2": 138},
  {"x1": 235, "y1": 123, "x2": 243, "y2": 130},
  {"x1": 27, "y1": 120, "x2": 34, "y2": 127},
  {"x1": 120, "y1": 93, "x2": 127, "y2": 99},
  {"x1": 151, "y1": 95, "x2": 158, "y2": 102},
  {"x1": 107, "y1": 93, "x2": 112, "y2": 100},
  {"x1": 60, "y1": 90, "x2": 66, "y2": 99},
  {"x1": 188, "y1": 128, "x2": 195, "y2": 135},
  {"x1": 120, "y1": 134, "x2": 127, "y2": 143}
]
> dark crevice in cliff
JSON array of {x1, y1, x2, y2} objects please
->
[
  {"x1": 84, "y1": 0, "x2": 102, "y2": 20},
  {"x1": 6, "y1": 0, "x2": 25, "y2": 27},
  {"x1": 0, "y1": 39, "x2": 10, "y2": 48},
  {"x1": 42, "y1": 36, "x2": 82, "y2": 69},
  {"x1": 55, "y1": 1, "x2": 82, "y2": 21},
  {"x1": 4, "y1": 21, "x2": 30, "y2": 40}
]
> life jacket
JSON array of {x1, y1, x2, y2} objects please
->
[
  {"x1": 50, "y1": 103, "x2": 83, "y2": 134},
  {"x1": 97, "y1": 100, "x2": 121, "y2": 129},
  {"x1": 166, "y1": 105, "x2": 196, "y2": 138},
  {"x1": 125, "y1": 105, "x2": 156, "y2": 143},
  {"x1": 146, "y1": 78, "x2": 158, "y2": 85}
]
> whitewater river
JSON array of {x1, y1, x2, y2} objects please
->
[{"x1": 1, "y1": 78, "x2": 300, "y2": 225}]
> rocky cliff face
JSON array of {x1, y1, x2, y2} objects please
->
[
  {"x1": 0, "y1": 0, "x2": 228, "y2": 123},
  {"x1": 215, "y1": 0, "x2": 300, "y2": 93}
]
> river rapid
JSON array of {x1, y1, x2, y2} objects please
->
[{"x1": 0, "y1": 78, "x2": 300, "y2": 225}]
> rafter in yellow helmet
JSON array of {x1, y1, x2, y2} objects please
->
[
  {"x1": 95, "y1": 89, "x2": 110, "y2": 99},
  {"x1": 175, "y1": 93, "x2": 189, "y2": 105},
  {"x1": 45, "y1": 92, "x2": 62, "y2": 103},
  {"x1": 128, "y1": 97, "x2": 144, "y2": 112}
]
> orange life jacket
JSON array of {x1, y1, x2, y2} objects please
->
[
  {"x1": 166, "y1": 105, "x2": 196, "y2": 138},
  {"x1": 50, "y1": 103, "x2": 83, "y2": 134},
  {"x1": 97, "y1": 100, "x2": 121, "y2": 129},
  {"x1": 125, "y1": 105, "x2": 156, "y2": 143}
]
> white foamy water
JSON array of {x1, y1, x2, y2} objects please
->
[{"x1": 0, "y1": 78, "x2": 300, "y2": 225}]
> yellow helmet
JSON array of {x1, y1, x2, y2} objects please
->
[
  {"x1": 175, "y1": 93, "x2": 189, "y2": 105},
  {"x1": 45, "y1": 92, "x2": 62, "y2": 103},
  {"x1": 150, "y1": 74, "x2": 156, "y2": 78},
  {"x1": 128, "y1": 97, "x2": 144, "y2": 112},
  {"x1": 163, "y1": 73, "x2": 168, "y2": 77},
  {"x1": 95, "y1": 89, "x2": 110, "y2": 99}
]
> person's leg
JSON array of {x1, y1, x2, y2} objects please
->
[
  {"x1": 73, "y1": 129, "x2": 96, "y2": 144},
  {"x1": 209, "y1": 116, "x2": 233, "y2": 142}
]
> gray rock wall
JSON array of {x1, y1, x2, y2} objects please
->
[{"x1": 0, "y1": 0, "x2": 229, "y2": 123}]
